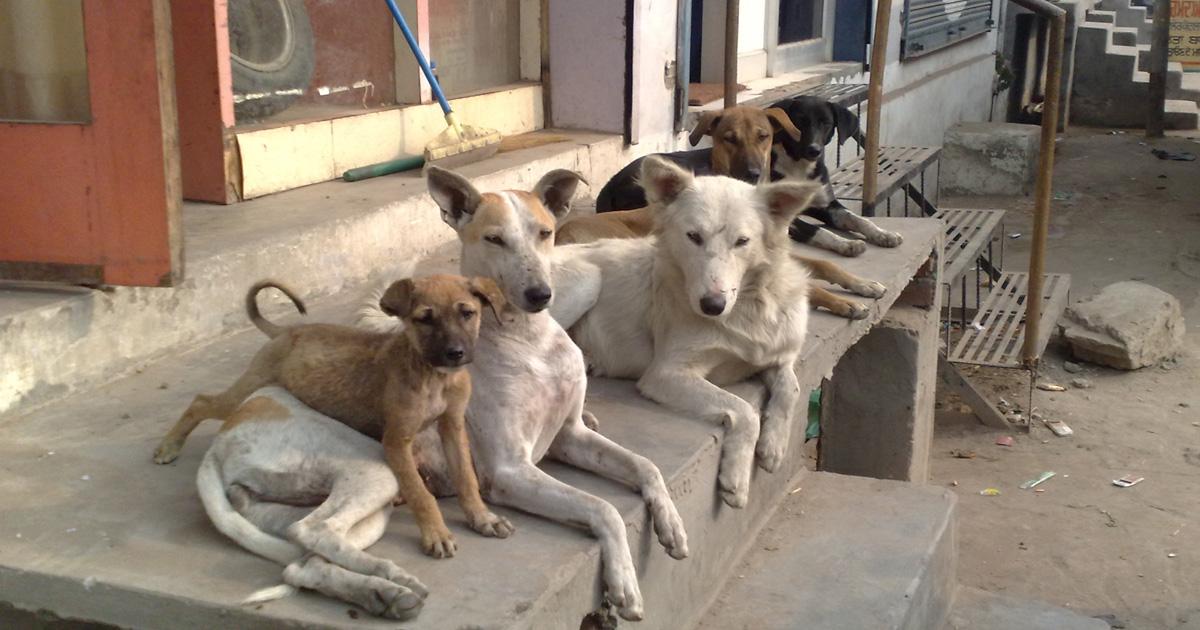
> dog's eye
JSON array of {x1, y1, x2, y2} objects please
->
[
  {"x1": 539, "y1": 229, "x2": 553, "y2": 240},
  {"x1": 416, "y1": 311, "x2": 435, "y2": 325},
  {"x1": 734, "y1": 236, "x2": 750, "y2": 247},
  {"x1": 686, "y1": 231, "x2": 703, "y2": 245},
  {"x1": 484, "y1": 234, "x2": 506, "y2": 247},
  {"x1": 723, "y1": 133, "x2": 737, "y2": 144},
  {"x1": 460, "y1": 309, "x2": 476, "y2": 320},
  {"x1": 758, "y1": 131, "x2": 770, "y2": 140}
]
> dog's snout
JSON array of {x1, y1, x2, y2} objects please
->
[
  {"x1": 699, "y1": 295, "x2": 727, "y2": 317},
  {"x1": 444, "y1": 346, "x2": 466, "y2": 363},
  {"x1": 746, "y1": 167, "x2": 763, "y2": 181},
  {"x1": 803, "y1": 144, "x2": 822, "y2": 160},
  {"x1": 524, "y1": 285, "x2": 552, "y2": 309}
]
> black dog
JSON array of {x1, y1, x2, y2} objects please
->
[{"x1": 593, "y1": 96, "x2": 902, "y2": 256}]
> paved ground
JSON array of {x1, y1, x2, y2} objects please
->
[{"x1": 934, "y1": 129, "x2": 1200, "y2": 630}]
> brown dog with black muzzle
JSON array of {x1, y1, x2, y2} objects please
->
[{"x1": 153, "y1": 275, "x2": 514, "y2": 558}]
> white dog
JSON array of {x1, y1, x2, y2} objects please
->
[
  {"x1": 549, "y1": 156, "x2": 850, "y2": 508},
  {"x1": 361, "y1": 167, "x2": 689, "y2": 621},
  {"x1": 196, "y1": 386, "x2": 428, "y2": 619}
]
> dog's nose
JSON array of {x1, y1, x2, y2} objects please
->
[
  {"x1": 802, "y1": 145, "x2": 822, "y2": 160},
  {"x1": 746, "y1": 167, "x2": 763, "y2": 181},
  {"x1": 699, "y1": 295, "x2": 727, "y2": 316},
  {"x1": 444, "y1": 346, "x2": 466, "y2": 363},
  {"x1": 524, "y1": 285, "x2": 552, "y2": 309}
]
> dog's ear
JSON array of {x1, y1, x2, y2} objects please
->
[
  {"x1": 688, "y1": 111, "x2": 723, "y2": 146},
  {"x1": 467, "y1": 276, "x2": 506, "y2": 325},
  {"x1": 379, "y1": 279, "x2": 416, "y2": 319},
  {"x1": 427, "y1": 166, "x2": 483, "y2": 230},
  {"x1": 639, "y1": 156, "x2": 693, "y2": 207},
  {"x1": 757, "y1": 181, "x2": 826, "y2": 225},
  {"x1": 764, "y1": 108, "x2": 802, "y2": 142},
  {"x1": 534, "y1": 169, "x2": 588, "y2": 221},
  {"x1": 830, "y1": 102, "x2": 859, "y2": 146}
]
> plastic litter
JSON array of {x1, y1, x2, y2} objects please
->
[
  {"x1": 1043, "y1": 418, "x2": 1074, "y2": 437},
  {"x1": 980, "y1": 488, "x2": 1001, "y2": 496},
  {"x1": 1112, "y1": 475, "x2": 1145, "y2": 488},
  {"x1": 995, "y1": 436, "x2": 1014, "y2": 447},
  {"x1": 1150, "y1": 148, "x2": 1196, "y2": 161},
  {"x1": 1020, "y1": 471, "x2": 1056, "y2": 489},
  {"x1": 1037, "y1": 382, "x2": 1066, "y2": 392}
]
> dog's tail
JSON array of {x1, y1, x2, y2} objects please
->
[
  {"x1": 246, "y1": 281, "x2": 306, "y2": 338},
  {"x1": 196, "y1": 450, "x2": 303, "y2": 565}
]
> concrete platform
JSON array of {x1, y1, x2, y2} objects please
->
[
  {"x1": 0, "y1": 220, "x2": 942, "y2": 628},
  {"x1": 943, "y1": 587, "x2": 1108, "y2": 630},
  {"x1": 0, "y1": 131, "x2": 624, "y2": 417},
  {"x1": 696, "y1": 473, "x2": 957, "y2": 630}
]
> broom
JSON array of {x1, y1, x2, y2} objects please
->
[{"x1": 383, "y1": 0, "x2": 501, "y2": 169}]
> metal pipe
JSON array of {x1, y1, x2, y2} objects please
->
[
  {"x1": 1008, "y1": 0, "x2": 1065, "y2": 18},
  {"x1": 1147, "y1": 0, "x2": 1170, "y2": 137},
  {"x1": 862, "y1": 0, "x2": 894, "y2": 212},
  {"x1": 1020, "y1": 11, "x2": 1065, "y2": 368},
  {"x1": 724, "y1": 0, "x2": 740, "y2": 108}
]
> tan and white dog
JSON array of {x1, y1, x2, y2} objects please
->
[
  {"x1": 360, "y1": 167, "x2": 689, "y2": 621},
  {"x1": 197, "y1": 386, "x2": 428, "y2": 619},
  {"x1": 548, "y1": 156, "x2": 854, "y2": 508}
]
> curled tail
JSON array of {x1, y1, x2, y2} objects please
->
[
  {"x1": 245, "y1": 281, "x2": 306, "y2": 338},
  {"x1": 196, "y1": 450, "x2": 302, "y2": 565}
]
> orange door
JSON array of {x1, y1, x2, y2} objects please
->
[{"x1": 0, "y1": 0, "x2": 181, "y2": 287}]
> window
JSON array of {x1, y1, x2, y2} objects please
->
[
  {"x1": 900, "y1": 0, "x2": 994, "y2": 60},
  {"x1": 778, "y1": 0, "x2": 823, "y2": 44}
]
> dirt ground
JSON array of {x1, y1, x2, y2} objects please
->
[{"x1": 934, "y1": 129, "x2": 1200, "y2": 630}]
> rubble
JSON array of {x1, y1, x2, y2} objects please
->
[{"x1": 1060, "y1": 282, "x2": 1186, "y2": 369}]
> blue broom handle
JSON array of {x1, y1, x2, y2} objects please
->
[{"x1": 384, "y1": 0, "x2": 453, "y2": 115}]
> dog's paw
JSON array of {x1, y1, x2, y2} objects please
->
[
  {"x1": 648, "y1": 496, "x2": 690, "y2": 559},
  {"x1": 852, "y1": 279, "x2": 887, "y2": 299},
  {"x1": 869, "y1": 230, "x2": 903, "y2": 248},
  {"x1": 755, "y1": 433, "x2": 786, "y2": 473},
  {"x1": 152, "y1": 442, "x2": 180, "y2": 465},
  {"x1": 370, "y1": 582, "x2": 425, "y2": 621},
  {"x1": 717, "y1": 466, "x2": 750, "y2": 508},
  {"x1": 379, "y1": 561, "x2": 429, "y2": 599},
  {"x1": 581, "y1": 410, "x2": 601, "y2": 431},
  {"x1": 836, "y1": 240, "x2": 868, "y2": 257},
  {"x1": 469, "y1": 511, "x2": 515, "y2": 539},
  {"x1": 420, "y1": 525, "x2": 458, "y2": 559},
  {"x1": 605, "y1": 564, "x2": 645, "y2": 622},
  {"x1": 840, "y1": 301, "x2": 871, "y2": 320}
]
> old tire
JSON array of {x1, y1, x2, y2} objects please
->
[{"x1": 229, "y1": 0, "x2": 315, "y2": 122}]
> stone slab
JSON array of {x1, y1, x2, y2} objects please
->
[
  {"x1": 695, "y1": 473, "x2": 958, "y2": 630},
  {"x1": 0, "y1": 220, "x2": 942, "y2": 629},
  {"x1": 940, "y1": 122, "x2": 1041, "y2": 197},
  {"x1": 1061, "y1": 281, "x2": 1186, "y2": 369}
]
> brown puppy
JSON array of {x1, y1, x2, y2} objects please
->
[
  {"x1": 692, "y1": 106, "x2": 801, "y2": 182},
  {"x1": 153, "y1": 275, "x2": 514, "y2": 558}
]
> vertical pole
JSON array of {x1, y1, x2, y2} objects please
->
[
  {"x1": 1021, "y1": 12, "x2": 1064, "y2": 368},
  {"x1": 1146, "y1": 0, "x2": 1170, "y2": 138},
  {"x1": 863, "y1": 0, "x2": 893, "y2": 215},
  {"x1": 724, "y1": 0, "x2": 740, "y2": 107}
]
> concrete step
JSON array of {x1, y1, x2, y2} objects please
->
[
  {"x1": 1110, "y1": 26, "x2": 1139, "y2": 47},
  {"x1": 0, "y1": 131, "x2": 625, "y2": 418},
  {"x1": 694, "y1": 473, "x2": 957, "y2": 630},
  {"x1": 1083, "y1": 10, "x2": 1116, "y2": 24},
  {"x1": 0, "y1": 219, "x2": 947, "y2": 629},
  {"x1": 942, "y1": 587, "x2": 1108, "y2": 630},
  {"x1": 1164, "y1": 99, "x2": 1200, "y2": 129}
]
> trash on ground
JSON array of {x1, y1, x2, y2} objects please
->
[
  {"x1": 80, "y1": 474, "x2": 91, "y2": 481},
  {"x1": 951, "y1": 449, "x2": 977, "y2": 459},
  {"x1": 1037, "y1": 382, "x2": 1067, "y2": 392},
  {"x1": 1167, "y1": 552, "x2": 1178, "y2": 558},
  {"x1": 1043, "y1": 418, "x2": 1074, "y2": 437},
  {"x1": 1008, "y1": 232, "x2": 1022, "y2": 239},
  {"x1": 1034, "y1": 488, "x2": 1046, "y2": 493},
  {"x1": 1005, "y1": 413, "x2": 1024, "y2": 425},
  {"x1": 997, "y1": 398, "x2": 1010, "y2": 410},
  {"x1": 1112, "y1": 475, "x2": 1145, "y2": 488},
  {"x1": 1064, "y1": 360, "x2": 1084, "y2": 373},
  {"x1": 789, "y1": 485, "x2": 803, "y2": 495},
  {"x1": 1020, "y1": 471, "x2": 1056, "y2": 489},
  {"x1": 1070, "y1": 377, "x2": 1093, "y2": 389},
  {"x1": 980, "y1": 488, "x2": 1001, "y2": 496},
  {"x1": 995, "y1": 436, "x2": 1015, "y2": 447},
  {"x1": 970, "y1": 322, "x2": 985, "y2": 332},
  {"x1": 1151, "y1": 148, "x2": 1196, "y2": 161},
  {"x1": 1052, "y1": 191, "x2": 1078, "y2": 201}
]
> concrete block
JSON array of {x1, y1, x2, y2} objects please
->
[
  {"x1": 1061, "y1": 281, "x2": 1186, "y2": 369},
  {"x1": 940, "y1": 122, "x2": 1041, "y2": 197},
  {"x1": 697, "y1": 473, "x2": 958, "y2": 630},
  {"x1": 820, "y1": 300, "x2": 940, "y2": 483}
]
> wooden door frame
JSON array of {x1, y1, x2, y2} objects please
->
[{"x1": 0, "y1": 0, "x2": 182, "y2": 287}]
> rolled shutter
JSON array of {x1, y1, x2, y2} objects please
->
[{"x1": 900, "y1": 0, "x2": 995, "y2": 59}]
